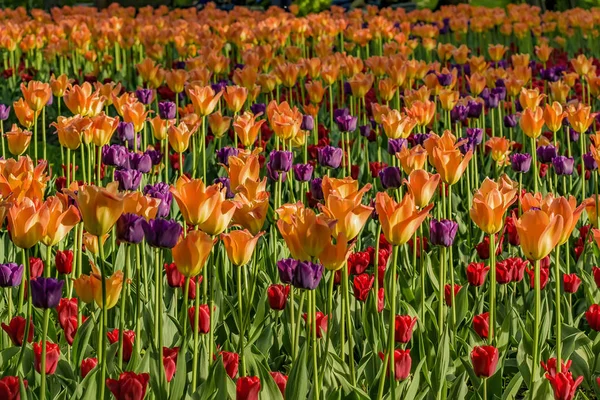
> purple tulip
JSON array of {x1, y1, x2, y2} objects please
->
[
  {"x1": 128, "y1": 152, "x2": 152, "y2": 173},
  {"x1": 0, "y1": 104, "x2": 10, "y2": 121},
  {"x1": 293, "y1": 164, "x2": 314, "y2": 182},
  {"x1": 143, "y1": 219, "x2": 182, "y2": 248},
  {"x1": 31, "y1": 278, "x2": 64, "y2": 309},
  {"x1": 504, "y1": 114, "x2": 518, "y2": 128},
  {"x1": 114, "y1": 169, "x2": 142, "y2": 191},
  {"x1": 537, "y1": 145, "x2": 557, "y2": 164},
  {"x1": 158, "y1": 101, "x2": 176, "y2": 120},
  {"x1": 143, "y1": 182, "x2": 172, "y2": 218},
  {"x1": 117, "y1": 122, "x2": 135, "y2": 143},
  {"x1": 116, "y1": 213, "x2": 145, "y2": 244},
  {"x1": 292, "y1": 261, "x2": 324, "y2": 290},
  {"x1": 145, "y1": 149, "x2": 162, "y2": 166},
  {"x1": 135, "y1": 88, "x2": 154, "y2": 105},
  {"x1": 301, "y1": 115, "x2": 314, "y2": 131},
  {"x1": 584, "y1": 152, "x2": 598, "y2": 171},
  {"x1": 0, "y1": 263, "x2": 23, "y2": 287},
  {"x1": 335, "y1": 113, "x2": 358, "y2": 133},
  {"x1": 429, "y1": 219, "x2": 458, "y2": 247},
  {"x1": 277, "y1": 258, "x2": 298, "y2": 284},
  {"x1": 411, "y1": 133, "x2": 431, "y2": 147},
  {"x1": 214, "y1": 177, "x2": 234, "y2": 199},
  {"x1": 450, "y1": 104, "x2": 468, "y2": 123},
  {"x1": 267, "y1": 163, "x2": 286, "y2": 183},
  {"x1": 102, "y1": 145, "x2": 129, "y2": 168},
  {"x1": 379, "y1": 167, "x2": 402, "y2": 190},
  {"x1": 317, "y1": 146, "x2": 342, "y2": 168},
  {"x1": 510, "y1": 153, "x2": 532, "y2": 173},
  {"x1": 359, "y1": 124, "x2": 372, "y2": 139},
  {"x1": 437, "y1": 72, "x2": 453, "y2": 86},
  {"x1": 467, "y1": 100, "x2": 483, "y2": 119},
  {"x1": 269, "y1": 151, "x2": 293, "y2": 172},
  {"x1": 310, "y1": 178, "x2": 323, "y2": 200},
  {"x1": 387, "y1": 138, "x2": 407, "y2": 155},
  {"x1": 250, "y1": 103, "x2": 266, "y2": 116},
  {"x1": 552, "y1": 156, "x2": 574, "y2": 176},
  {"x1": 216, "y1": 147, "x2": 239, "y2": 166}
]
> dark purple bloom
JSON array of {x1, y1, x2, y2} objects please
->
[
  {"x1": 411, "y1": 133, "x2": 431, "y2": 147},
  {"x1": 301, "y1": 115, "x2": 314, "y2": 131},
  {"x1": 31, "y1": 278, "x2": 64, "y2": 309},
  {"x1": 211, "y1": 80, "x2": 228, "y2": 94},
  {"x1": 214, "y1": 177, "x2": 234, "y2": 199},
  {"x1": 317, "y1": 146, "x2": 343, "y2": 168},
  {"x1": 267, "y1": 163, "x2": 287, "y2": 183},
  {"x1": 437, "y1": 73, "x2": 453, "y2": 86},
  {"x1": 466, "y1": 128, "x2": 483, "y2": 145},
  {"x1": 584, "y1": 152, "x2": 598, "y2": 171},
  {"x1": 467, "y1": 100, "x2": 483, "y2": 119},
  {"x1": 117, "y1": 122, "x2": 135, "y2": 143},
  {"x1": 250, "y1": 103, "x2": 266, "y2": 116},
  {"x1": 102, "y1": 145, "x2": 129, "y2": 168},
  {"x1": 116, "y1": 213, "x2": 145, "y2": 244},
  {"x1": 504, "y1": 114, "x2": 518, "y2": 128},
  {"x1": 537, "y1": 145, "x2": 557, "y2": 164},
  {"x1": 158, "y1": 101, "x2": 176, "y2": 120},
  {"x1": 0, "y1": 263, "x2": 23, "y2": 287},
  {"x1": 269, "y1": 151, "x2": 293, "y2": 172},
  {"x1": 510, "y1": 153, "x2": 532, "y2": 173},
  {"x1": 450, "y1": 104, "x2": 468, "y2": 123},
  {"x1": 128, "y1": 152, "x2": 152, "y2": 173},
  {"x1": 492, "y1": 86, "x2": 506, "y2": 102},
  {"x1": 310, "y1": 178, "x2": 323, "y2": 200},
  {"x1": 359, "y1": 124, "x2": 372, "y2": 138},
  {"x1": 216, "y1": 147, "x2": 239, "y2": 166},
  {"x1": 293, "y1": 164, "x2": 314, "y2": 182},
  {"x1": 569, "y1": 128, "x2": 579, "y2": 143},
  {"x1": 145, "y1": 149, "x2": 162, "y2": 166},
  {"x1": 429, "y1": 219, "x2": 458, "y2": 247},
  {"x1": 143, "y1": 182, "x2": 172, "y2": 218},
  {"x1": 552, "y1": 156, "x2": 574, "y2": 176},
  {"x1": 277, "y1": 258, "x2": 298, "y2": 284},
  {"x1": 379, "y1": 167, "x2": 402, "y2": 189},
  {"x1": 292, "y1": 261, "x2": 324, "y2": 290},
  {"x1": 135, "y1": 88, "x2": 154, "y2": 105},
  {"x1": 114, "y1": 169, "x2": 142, "y2": 191},
  {"x1": 125, "y1": 134, "x2": 142, "y2": 151},
  {"x1": 387, "y1": 138, "x2": 407, "y2": 155},
  {"x1": 0, "y1": 104, "x2": 10, "y2": 120},
  {"x1": 485, "y1": 93, "x2": 500, "y2": 109},
  {"x1": 143, "y1": 219, "x2": 182, "y2": 248},
  {"x1": 335, "y1": 113, "x2": 358, "y2": 132}
]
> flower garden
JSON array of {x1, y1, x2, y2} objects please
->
[{"x1": 2, "y1": 2, "x2": 600, "y2": 399}]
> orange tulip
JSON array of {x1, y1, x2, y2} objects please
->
[
  {"x1": 226, "y1": 152, "x2": 261, "y2": 190},
  {"x1": 305, "y1": 80, "x2": 326, "y2": 104},
  {"x1": 430, "y1": 142, "x2": 473, "y2": 186},
  {"x1": 20, "y1": 81, "x2": 51, "y2": 112},
  {"x1": 545, "y1": 196, "x2": 586, "y2": 245},
  {"x1": 381, "y1": 110, "x2": 417, "y2": 139},
  {"x1": 149, "y1": 116, "x2": 172, "y2": 141},
  {"x1": 321, "y1": 176, "x2": 371, "y2": 204},
  {"x1": 5, "y1": 198, "x2": 49, "y2": 249},
  {"x1": 488, "y1": 44, "x2": 507, "y2": 62},
  {"x1": 122, "y1": 102, "x2": 150, "y2": 133},
  {"x1": 567, "y1": 103, "x2": 596, "y2": 134},
  {"x1": 94, "y1": 82, "x2": 122, "y2": 106},
  {"x1": 405, "y1": 100, "x2": 436, "y2": 127},
  {"x1": 223, "y1": 86, "x2": 248, "y2": 113},
  {"x1": 170, "y1": 176, "x2": 225, "y2": 226},
  {"x1": 543, "y1": 102, "x2": 565, "y2": 133},
  {"x1": 137, "y1": 58, "x2": 161, "y2": 84},
  {"x1": 187, "y1": 85, "x2": 223, "y2": 116},
  {"x1": 63, "y1": 83, "x2": 105, "y2": 117},
  {"x1": 0, "y1": 156, "x2": 49, "y2": 202},
  {"x1": 82, "y1": 232, "x2": 108, "y2": 255},
  {"x1": 276, "y1": 202, "x2": 335, "y2": 261},
  {"x1": 486, "y1": 137, "x2": 512, "y2": 165},
  {"x1": 41, "y1": 196, "x2": 80, "y2": 246},
  {"x1": 470, "y1": 177, "x2": 517, "y2": 234},
  {"x1": 208, "y1": 112, "x2": 232, "y2": 139},
  {"x1": 375, "y1": 192, "x2": 433, "y2": 246},
  {"x1": 438, "y1": 90, "x2": 459, "y2": 111},
  {"x1": 404, "y1": 169, "x2": 440, "y2": 209},
  {"x1": 165, "y1": 69, "x2": 188, "y2": 93},
  {"x1": 519, "y1": 88, "x2": 546, "y2": 111},
  {"x1": 232, "y1": 179, "x2": 270, "y2": 235},
  {"x1": 90, "y1": 113, "x2": 119, "y2": 147},
  {"x1": 49, "y1": 74, "x2": 70, "y2": 97},
  {"x1": 123, "y1": 192, "x2": 161, "y2": 220},
  {"x1": 221, "y1": 229, "x2": 264, "y2": 267},
  {"x1": 466, "y1": 73, "x2": 486, "y2": 96},
  {"x1": 519, "y1": 107, "x2": 545, "y2": 139},
  {"x1": 13, "y1": 98, "x2": 35, "y2": 129},
  {"x1": 319, "y1": 233, "x2": 353, "y2": 271},
  {"x1": 515, "y1": 209, "x2": 564, "y2": 260},
  {"x1": 549, "y1": 81, "x2": 570, "y2": 104},
  {"x1": 571, "y1": 54, "x2": 594, "y2": 76},
  {"x1": 396, "y1": 145, "x2": 428, "y2": 174},
  {"x1": 67, "y1": 182, "x2": 124, "y2": 236},
  {"x1": 233, "y1": 112, "x2": 265, "y2": 147},
  {"x1": 172, "y1": 230, "x2": 215, "y2": 277},
  {"x1": 89, "y1": 263, "x2": 123, "y2": 309},
  {"x1": 319, "y1": 187, "x2": 373, "y2": 241},
  {"x1": 535, "y1": 43, "x2": 553, "y2": 63},
  {"x1": 5, "y1": 124, "x2": 32, "y2": 156},
  {"x1": 348, "y1": 73, "x2": 375, "y2": 98},
  {"x1": 73, "y1": 274, "x2": 94, "y2": 304},
  {"x1": 168, "y1": 122, "x2": 198, "y2": 154}
]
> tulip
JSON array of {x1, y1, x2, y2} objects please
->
[
  {"x1": 41, "y1": 196, "x2": 80, "y2": 247},
  {"x1": 470, "y1": 178, "x2": 517, "y2": 234},
  {"x1": 429, "y1": 219, "x2": 458, "y2": 247},
  {"x1": 1, "y1": 316, "x2": 33, "y2": 346},
  {"x1": 552, "y1": 156, "x2": 574, "y2": 176},
  {"x1": 444, "y1": 284, "x2": 462, "y2": 306},
  {"x1": 466, "y1": 262, "x2": 489, "y2": 286},
  {"x1": 221, "y1": 229, "x2": 264, "y2": 267},
  {"x1": 277, "y1": 259, "x2": 297, "y2": 284},
  {"x1": 270, "y1": 372, "x2": 287, "y2": 397},
  {"x1": 276, "y1": 203, "x2": 334, "y2": 260},
  {"x1": 5, "y1": 124, "x2": 32, "y2": 156},
  {"x1": 116, "y1": 213, "x2": 145, "y2": 244},
  {"x1": 107, "y1": 329, "x2": 135, "y2": 362},
  {"x1": 563, "y1": 274, "x2": 581, "y2": 293},
  {"x1": 379, "y1": 167, "x2": 402, "y2": 190},
  {"x1": 223, "y1": 86, "x2": 248, "y2": 113},
  {"x1": 21, "y1": 81, "x2": 51, "y2": 112},
  {"x1": 31, "y1": 278, "x2": 63, "y2": 309},
  {"x1": 13, "y1": 98, "x2": 35, "y2": 129},
  {"x1": 233, "y1": 112, "x2": 265, "y2": 148},
  {"x1": 0, "y1": 263, "x2": 23, "y2": 287},
  {"x1": 208, "y1": 112, "x2": 232, "y2": 139},
  {"x1": 267, "y1": 284, "x2": 290, "y2": 310},
  {"x1": 353, "y1": 273, "x2": 374, "y2": 301},
  {"x1": 106, "y1": 372, "x2": 150, "y2": 400},
  {"x1": 293, "y1": 164, "x2": 314, "y2": 182},
  {"x1": 90, "y1": 264, "x2": 123, "y2": 309},
  {"x1": 292, "y1": 261, "x2": 323, "y2": 290},
  {"x1": 378, "y1": 349, "x2": 411, "y2": 380},
  {"x1": 374, "y1": 192, "x2": 433, "y2": 246},
  {"x1": 566, "y1": 103, "x2": 595, "y2": 134},
  {"x1": 473, "y1": 313, "x2": 490, "y2": 339},
  {"x1": 319, "y1": 233, "x2": 353, "y2": 271},
  {"x1": 221, "y1": 351, "x2": 239, "y2": 379},
  {"x1": 67, "y1": 183, "x2": 124, "y2": 237},
  {"x1": 236, "y1": 376, "x2": 261, "y2": 400},
  {"x1": 33, "y1": 341, "x2": 60, "y2": 375},
  {"x1": 90, "y1": 113, "x2": 119, "y2": 147},
  {"x1": 188, "y1": 305, "x2": 210, "y2": 333},
  {"x1": 142, "y1": 219, "x2": 182, "y2": 249},
  {"x1": 81, "y1": 358, "x2": 98, "y2": 378},
  {"x1": 0, "y1": 376, "x2": 26, "y2": 400},
  {"x1": 319, "y1": 186, "x2": 372, "y2": 241},
  {"x1": 516, "y1": 209, "x2": 563, "y2": 261},
  {"x1": 394, "y1": 315, "x2": 417, "y2": 343},
  {"x1": 546, "y1": 372, "x2": 583, "y2": 400},
  {"x1": 162, "y1": 347, "x2": 179, "y2": 383},
  {"x1": 519, "y1": 107, "x2": 545, "y2": 139},
  {"x1": 586, "y1": 304, "x2": 600, "y2": 331},
  {"x1": 102, "y1": 144, "x2": 129, "y2": 168},
  {"x1": 526, "y1": 266, "x2": 550, "y2": 289},
  {"x1": 301, "y1": 311, "x2": 328, "y2": 338},
  {"x1": 510, "y1": 153, "x2": 532, "y2": 173},
  {"x1": 168, "y1": 122, "x2": 198, "y2": 154},
  {"x1": 470, "y1": 345, "x2": 499, "y2": 377},
  {"x1": 317, "y1": 146, "x2": 343, "y2": 168},
  {"x1": 6, "y1": 197, "x2": 50, "y2": 249},
  {"x1": 172, "y1": 230, "x2": 215, "y2": 277}
]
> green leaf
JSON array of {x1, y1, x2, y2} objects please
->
[
  {"x1": 431, "y1": 330, "x2": 449, "y2": 396},
  {"x1": 285, "y1": 343, "x2": 309, "y2": 400},
  {"x1": 71, "y1": 312, "x2": 97, "y2": 370},
  {"x1": 169, "y1": 344, "x2": 188, "y2": 400},
  {"x1": 502, "y1": 372, "x2": 523, "y2": 400}
]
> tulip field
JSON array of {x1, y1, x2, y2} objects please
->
[{"x1": 5, "y1": 2, "x2": 600, "y2": 400}]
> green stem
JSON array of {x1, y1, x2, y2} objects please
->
[
  {"x1": 343, "y1": 263, "x2": 356, "y2": 386},
  {"x1": 40, "y1": 308, "x2": 50, "y2": 400},
  {"x1": 389, "y1": 246, "x2": 399, "y2": 398},
  {"x1": 532, "y1": 259, "x2": 541, "y2": 389},
  {"x1": 555, "y1": 245, "x2": 562, "y2": 372},
  {"x1": 237, "y1": 266, "x2": 246, "y2": 376},
  {"x1": 311, "y1": 290, "x2": 320, "y2": 400},
  {"x1": 489, "y1": 234, "x2": 496, "y2": 343},
  {"x1": 118, "y1": 245, "x2": 129, "y2": 369},
  {"x1": 98, "y1": 239, "x2": 107, "y2": 400},
  {"x1": 531, "y1": 137, "x2": 538, "y2": 193}
]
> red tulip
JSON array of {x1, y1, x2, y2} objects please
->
[
  {"x1": 353, "y1": 273, "x2": 374, "y2": 302},
  {"x1": 394, "y1": 315, "x2": 417, "y2": 343},
  {"x1": 0, "y1": 376, "x2": 27, "y2": 400},
  {"x1": 269, "y1": 372, "x2": 287, "y2": 397},
  {"x1": 267, "y1": 284, "x2": 290, "y2": 310},
  {"x1": 407, "y1": 236, "x2": 429, "y2": 258},
  {"x1": 592, "y1": 267, "x2": 600, "y2": 288},
  {"x1": 163, "y1": 347, "x2": 179, "y2": 383},
  {"x1": 57, "y1": 298, "x2": 77, "y2": 329},
  {"x1": 377, "y1": 288, "x2": 385, "y2": 313},
  {"x1": 563, "y1": 274, "x2": 581, "y2": 293},
  {"x1": 55, "y1": 250, "x2": 73, "y2": 274},
  {"x1": 541, "y1": 358, "x2": 572, "y2": 378},
  {"x1": 106, "y1": 372, "x2": 150, "y2": 400},
  {"x1": 165, "y1": 262, "x2": 183, "y2": 288},
  {"x1": 107, "y1": 329, "x2": 135, "y2": 362},
  {"x1": 539, "y1": 256, "x2": 551, "y2": 269},
  {"x1": 33, "y1": 341, "x2": 60, "y2": 375},
  {"x1": 378, "y1": 349, "x2": 411, "y2": 380},
  {"x1": 473, "y1": 313, "x2": 489, "y2": 339},
  {"x1": 586, "y1": 304, "x2": 600, "y2": 331},
  {"x1": 545, "y1": 371, "x2": 583, "y2": 400},
  {"x1": 302, "y1": 312, "x2": 328, "y2": 338},
  {"x1": 348, "y1": 251, "x2": 370, "y2": 275},
  {"x1": 188, "y1": 305, "x2": 210, "y2": 333},
  {"x1": 470, "y1": 345, "x2": 499, "y2": 377},
  {"x1": 29, "y1": 257, "x2": 44, "y2": 279},
  {"x1": 496, "y1": 259, "x2": 514, "y2": 284},
  {"x1": 444, "y1": 284, "x2": 462, "y2": 306},
  {"x1": 475, "y1": 234, "x2": 503, "y2": 260},
  {"x1": 466, "y1": 262, "x2": 489, "y2": 286},
  {"x1": 220, "y1": 351, "x2": 239, "y2": 379},
  {"x1": 526, "y1": 266, "x2": 549, "y2": 289},
  {"x1": 236, "y1": 376, "x2": 261, "y2": 400},
  {"x1": 81, "y1": 357, "x2": 97, "y2": 378},
  {"x1": 1, "y1": 316, "x2": 33, "y2": 346},
  {"x1": 505, "y1": 216, "x2": 520, "y2": 246}
]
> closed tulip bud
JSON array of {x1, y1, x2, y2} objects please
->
[
  {"x1": 188, "y1": 305, "x2": 210, "y2": 333},
  {"x1": 34, "y1": 341, "x2": 60, "y2": 375},
  {"x1": 353, "y1": 273, "x2": 374, "y2": 302},
  {"x1": 158, "y1": 101, "x2": 176, "y2": 120},
  {"x1": 107, "y1": 329, "x2": 135, "y2": 362},
  {"x1": 116, "y1": 213, "x2": 145, "y2": 244},
  {"x1": 510, "y1": 153, "x2": 532, "y2": 173},
  {"x1": 0, "y1": 263, "x2": 23, "y2": 287},
  {"x1": 1, "y1": 316, "x2": 33, "y2": 346},
  {"x1": 292, "y1": 261, "x2": 324, "y2": 290},
  {"x1": 552, "y1": 156, "x2": 574, "y2": 176},
  {"x1": 55, "y1": 250, "x2": 73, "y2": 275},
  {"x1": 586, "y1": 304, "x2": 600, "y2": 331},
  {"x1": 537, "y1": 145, "x2": 557, "y2": 163},
  {"x1": 143, "y1": 219, "x2": 182, "y2": 248},
  {"x1": 267, "y1": 284, "x2": 290, "y2": 310},
  {"x1": 293, "y1": 163, "x2": 313, "y2": 182},
  {"x1": 162, "y1": 347, "x2": 178, "y2": 383},
  {"x1": 172, "y1": 230, "x2": 215, "y2": 277},
  {"x1": 168, "y1": 122, "x2": 198, "y2": 154},
  {"x1": 221, "y1": 230, "x2": 263, "y2": 267},
  {"x1": 31, "y1": 278, "x2": 63, "y2": 309},
  {"x1": 379, "y1": 166, "x2": 402, "y2": 190},
  {"x1": 103, "y1": 144, "x2": 130, "y2": 168},
  {"x1": 378, "y1": 349, "x2": 411, "y2": 380},
  {"x1": 394, "y1": 315, "x2": 417, "y2": 343},
  {"x1": 5, "y1": 124, "x2": 32, "y2": 156},
  {"x1": 270, "y1": 372, "x2": 287, "y2": 397},
  {"x1": 526, "y1": 266, "x2": 549, "y2": 289},
  {"x1": 236, "y1": 376, "x2": 261, "y2": 400},
  {"x1": 67, "y1": 183, "x2": 124, "y2": 237},
  {"x1": 546, "y1": 372, "x2": 583, "y2": 400},
  {"x1": 470, "y1": 345, "x2": 499, "y2": 377},
  {"x1": 473, "y1": 312, "x2": 489, "y2": 339},
  {"x1": 317, "y1": 146, "x2": 343, "y2": 169},
  {"x1": 277, "y1": 259, "x2": 297, "y2": 284},
  {"x1": 106, "y1": 372, "x2": 150, "y2": 400},
  {"x1": 129, "y1": 152, "x2": 152, "y2": 173},
  {"x1": 220, "y1": 351, "x2": 239, "y2": 379},
  {"x1": 80, "y1": 358, "x2": 98, "y2": 378},
  {"x1": 563, "y1": 273, "x2": 581, "y2": 293},
  {"x1": 429, "y1": 219, "x2": 458, "y2": 247},
  {"x1": 444, "y1": 284, "x2": 462, "y2": 306},
  {"x1": 466, "y1": 262, "x2": 489, "y2": 286}
]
